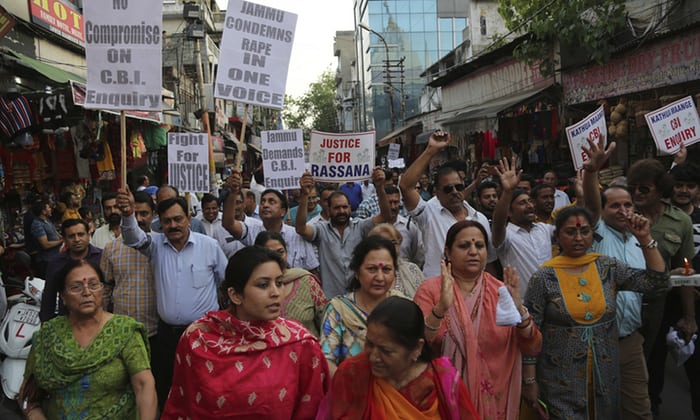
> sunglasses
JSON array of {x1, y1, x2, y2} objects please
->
[
  {"x1": 442, "y1": 183, "x2": 466, "y2": 194},
  {"x1": 627, "y1": 184, "x2": 652, "y2": 194}
]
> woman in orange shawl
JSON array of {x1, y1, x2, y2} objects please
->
[
  {"x1": 414, "y1": 220, "x2": 542, "y2": 420},
  {"x1": 324, "y1": 296, "x2": 479, "y2": 419}
]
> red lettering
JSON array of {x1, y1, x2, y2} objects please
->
[
  {"x1": 15, "y1": 323, "x2": 26, "y2": 339},
  {"x1": 581, "y1": 151, "x2": 589, "y2": 162}
]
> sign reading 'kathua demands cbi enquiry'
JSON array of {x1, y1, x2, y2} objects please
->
[
  {"x1": 645, "y1": 96, "x2": 700, "y2": 155},
  {"x1": 565, "y1": 106, "x2": 608, "y2": 171},
  {"x1": 83, "y1": 0, "x2": 162, "y2": 110},
  {"x1": 167, "y1": 133, "x2": 210, "y2": 193},
  {"x1": 309, "y1": 131, "x2": 376, "y2": 182},
  {"x1": 261, "y1": 129, "x2": 305, "y2": 191},
  {"x1": 215, "y1": 0, "x2": 297, "y2": 109}
]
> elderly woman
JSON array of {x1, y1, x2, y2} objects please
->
[
  {"x1": 524, "y1": 206, "x2": 667, "y2": 419},
  {"x1": 19, "y1": 259, "x2": 156, "y2": 420},
  {"x1": 162, "y1": 246, "x2": 328, "y2": 419},
  {"x1": 326, "y1": 296, "x2": 479, "y2": 419},
  {"x1": 368, "y1": 223, "x2": 424, "y2": 297},
  {"x1": 414, "y1": 220, "x2": 542, "y2": 419},
  {"x1": 254, "y1": 231, "x2": 327, "y2": 336},
  {"x1": 320, "y1": 236, "x2": 405, "y2": 377}
]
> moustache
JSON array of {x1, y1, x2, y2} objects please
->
[{"x1": 167, "y1": 229, "x2": 181, "y2": 234}]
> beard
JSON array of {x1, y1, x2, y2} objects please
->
[{"x1": 107, "y1": 213, "x2": 122, "y2": 228}]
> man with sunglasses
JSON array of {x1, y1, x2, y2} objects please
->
[
  {"x1": 399, "y1": 130, "x2": 494, "y2": 277},
  {"x1": 627, "y1": 158, "x2": 695, "y2": 416}
]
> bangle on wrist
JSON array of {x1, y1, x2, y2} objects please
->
[
  {"x1": 431, "y1": 307, "x2": 444, "y2": 319},
  {"x1": 424, "y1": 318, "x2": 440, "y2": 331},
  {"x1": 517, "y1": 316, "x2": 532, "y2": 329},
  {"x1": 522, "y1": 376, "x2": 537, "y2": 385},
  {"x1": 636, "y1": 239, "x2": 658, "y2": 249}
]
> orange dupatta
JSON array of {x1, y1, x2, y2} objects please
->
[{"x1": 366, "y1": 378, "x2": 441, "y2": 420}]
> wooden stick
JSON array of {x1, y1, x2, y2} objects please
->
[
  {"x1": 236, "y1": 103, "x2": 249, "y2": 171},
  {"x1": 120, "y1": 110, "x2": 127, "y2": 188}
]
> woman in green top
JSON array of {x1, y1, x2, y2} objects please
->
[
  {"x1": 255, "y1": 231, "x2": 328, "y2": 336},
  {"x1": 19, "y1": 259, "x2": 156, "y2": 420}
]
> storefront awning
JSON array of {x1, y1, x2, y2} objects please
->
[
  {"x1": 0, "y1": 47, "x2": 85, "y2": 84},
  {"x1": 437, "y1": 86, "x2": 553, "y2": 125},
  {"x1": 378, "y1": 121, "x2": 422, "y2": 146}
]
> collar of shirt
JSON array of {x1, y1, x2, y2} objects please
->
[{"x1": 428, "y1": 196, "x2": 477, "y2": 218}]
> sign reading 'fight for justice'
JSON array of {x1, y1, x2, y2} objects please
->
[{"x1": 167, "y1": 133, "x2": 210, "y2": 193}]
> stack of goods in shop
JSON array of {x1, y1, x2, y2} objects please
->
[{"x1": 598, "y1": 165, "x2": 625, "y2": 186}]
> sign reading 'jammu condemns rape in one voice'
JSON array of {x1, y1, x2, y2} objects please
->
[
  {"x1": 167, "y1": 133, "x2": 210, "y2": 193},
  {"x1": 309, "y1": 131, "x2": 376, "y2": 182},
  {"x1": 565, "y1": 105, "x2": 607, "y2": 171},
  {"x1": 261, "y1": 129, "x2": 305, "y2": 191},
  {"x1": 645, "y1": 96, "x2": 700, "y2": 155},
  {"x1": 215, "y1": 0, "x2": 297, "y2": 109},
  {"x1": 83, "y1": 0, "x2": 162, "y2": 110}
]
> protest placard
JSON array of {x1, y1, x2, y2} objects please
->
[
  {"x1": 261, "y1": 129, "x2": 305, "y2": 190},
  {"x1": 645, "y1": 96, "x2": 700, "y2": 155},
  {"x1": 215, "y1": 0, "x2": 297, "y2": 109},
  {"x1": 83, "y1": 0, "x2": 162, "y2": 110},
  {"x1": 167, "y1": 133, "x2": 210, "y2": 193},
  {"x1": 387, "y1": 143, "x2": 400, "y2": 161},
  {"x1": 309, "y1": 131, "x2": 376, "y2": 182},
  {"x1": 565, "y1": 106, "x2": 607, "y2": 170}
]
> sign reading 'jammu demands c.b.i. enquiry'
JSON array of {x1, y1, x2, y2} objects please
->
[
  {"x1": 261, "y1": 129, "x2": 305, "y2": 191},
  {"x1": 308, "y1": 131, "x2": 376, "y2": 182},
  {"x1": 645, "y1": 96, "x2": 700, "y2": 155},
  {"x1": 215, "y1": 0, "x2": 297, "y2": 109},
  {"x1": 83, "y1": 0, "x2": 162, "y2": 110},
  {"x1": 167, "y1": 133, "x2": 210, "y2": 193}
]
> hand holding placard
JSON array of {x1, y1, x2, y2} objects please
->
[{"x1": 565, "y1": 106, "x2": 608, "y2": 171}]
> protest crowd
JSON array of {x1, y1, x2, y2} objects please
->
[{"x1": 5, "y1": 127, "x2": 696, "y2": 420}]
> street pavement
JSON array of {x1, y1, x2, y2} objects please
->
[{"x1": 658, "y1": 356, "x2": 695, "y2": 419}]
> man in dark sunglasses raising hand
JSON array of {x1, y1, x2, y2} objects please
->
[{"x1": 400, "y1": 130, "x2": 495, "y2": 277}]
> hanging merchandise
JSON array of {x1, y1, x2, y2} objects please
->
[
  {"x1": 131, "y1": 130, "x2": 147, "y2": 158},
  {"x1": 38, "y1": 88, "x2": 70, "y2": 136},
  {"x1": 96, "y1": 140, "x2": 116, "y2": 181},
  {"x1": 0, "y1": 94, "x2": 36, "y2": 147}
]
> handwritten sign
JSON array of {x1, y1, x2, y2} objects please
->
[
  {"x1": 167, "y1": 133, "x2": 210, "y2": 193},
  {"x1": 645, "y1": 96, "x2": 700, "y2": 155},
  {"x1": 261, "y1": 129, "x2": 304, "y2": 190},
  {"x1": 309, "y1": 131, "x2": 375, "y2": 182},
  {"x1": 215, "y1": 0, "x2": 297, "y2": 109},
  {"x1": 83, "y1": 0, "x2": 162, "y2": 110},
  {"x1": 565, "y1": 106, "x2": 607, "y2": 170},
  {"x1": 387, "y1": 143, "x2": 400, "y2": 161}
]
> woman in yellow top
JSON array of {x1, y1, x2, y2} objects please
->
[{"x1": 523, "y1": 206, "x2": 667, "y2": 419}]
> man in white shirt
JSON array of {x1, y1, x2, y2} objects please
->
[
  {"x1": 198, "y1": 193, "x2": 222, "y2": 237},
  {"x1": 91, "y1": 192, "x2": 121, "y2": 249},
  {"x1": 543, "y1": 170, "x2": 571, "y2": 210},
  {"x1": 399, "y1": 131, "x2": 494, "y2": 277}
]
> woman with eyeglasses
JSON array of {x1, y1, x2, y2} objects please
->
[
  {"x1": 523, "y1": 206, "x2": 667, "y2": 419},
  {"x1": 19, "y1": 259, "x2": 157, "y2": 420},
  {"x1": 254, "y1": 231, "x2": 328, "y2": 337}
]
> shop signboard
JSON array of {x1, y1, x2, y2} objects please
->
[
  {"x1": 167, "y1": 133, "x2": 210, "y2": 193},
  {"x1": 215, "y1": 0, "x2": 297, "y2": 110},
  {"x1": 644, "y1": 96, "x2": 700, "y2": 155},
  {"x1": 308, "y1": 130, "x2": 376, "y2": 182},
  {"x1": 260, "y1": 129, "x2": 304, "y2": 191},
  {"x1": 83, "y1": 0, "x2": 162, "y2": 111},
  {"x1": 0, "y1": 5, "x2": 15, "y2": 39},
  {"x1": 29, "y1": 0, "x2": 84, "y2": 46},
  {"x1": 565, "y1": 106, "x2": 607, "y2": 170}
]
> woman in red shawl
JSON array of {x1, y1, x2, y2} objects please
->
[
  {"x1": 414, "y1": 220, "x2": 542, "y2": 420},
  {"x1": 324, "y1": 296, "x2": 479, "y2": 419},
  {"x1": 162, "y1": 246, "x2": 328, "y2": 419}
]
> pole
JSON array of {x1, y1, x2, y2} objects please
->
[
  {"x1": 382, "y1": 38, "x2": 395, "y2": 131},
  {"x1": 194, "y1": 34, "x2": 216, "y2": 196},
  {"x1": 120, "y1": 110, "x2": 127, "y2": 189},
  {"x1": 236, "y1": 103, "x2": 249, "y2": 171}
]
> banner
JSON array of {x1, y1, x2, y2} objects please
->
[
  {"x1": 83, "y1": 0, "x2": 162, "y2": 110},
  {"x1": 565, "y1": 106, "x2": 607, "y2": 170},
  {"x1": 645, "y1": 96, "x2": 700, "y2": 155},
  {"x1": 215, "y1": 0, "x2": 297, "y2": 109},
  {"x1": 261, "y1": 129, "x2": 305, "y2": 190},
  {"x1": 309, "y1": 131, "x2": 375, "y2": 182},
  {"x1": 167, "y1": 133, "x2": 210, "y2": 193}
]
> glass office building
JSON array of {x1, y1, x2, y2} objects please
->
[{"x1": 356, "y1": 0, "x2": 467, "y2": 139}]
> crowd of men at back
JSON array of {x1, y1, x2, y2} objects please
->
[{"x1": 14, "y1": 131, "x2": 699, "y2": 419}]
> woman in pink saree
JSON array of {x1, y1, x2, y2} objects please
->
[{"x1": 414, "y1": 220, "x2": 542, "y2": 420}]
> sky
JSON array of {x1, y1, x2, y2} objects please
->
[{"x1": 216, "y1": 0, "x2": 355, "y2": 98}]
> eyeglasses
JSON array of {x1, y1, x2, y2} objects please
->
[
  {"x1": 66, "y1": 281, "x2": 104, "y2": 295},
  {"x1": 627, "y1": 184, "x2": 653, "y2": 195},
  {"x1": 441, "y1": 184, "x2": 466, "y2": 194}
]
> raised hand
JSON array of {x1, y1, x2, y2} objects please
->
[
  {"x1": 427, "y1": 129, "x2": 451, "y2": 151},
  {"x1": 371, "y1": 166, "x2": 386, "y2": 189},
  {"x1": 495, "y1": 156, "x2": 522, "y2": 191},
  {"x1": 436, "y1": 259, "x2": 455, "y2": 315},
  {"x1": 503, "y1": 265, "x2": 524, "y2": 312},
  {"x1": 674, "y1": 142, "x2": 687, "y2": 165},
  {"x1": 116, "y1": 185, "x2": 135, "y2": 217},
  {"x1": 225, "y1": 170, "x2": 242, "y2": 191},
  {"x1": 581, "y1": 135, "x2": 616, "y2": 173},
  {"x1": 627, "y1": 212, "x2": 651, "y2": 242},
  {"x1": 299, "y1": 172, "x2": 315, "y2": 196}
]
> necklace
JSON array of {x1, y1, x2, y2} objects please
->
[{"x1": 390, "y1": 362, "x2": 427, "y2": 389}]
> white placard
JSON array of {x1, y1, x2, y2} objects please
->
[
  {"x1": 215, "y1": 0, "x2": 297, "y2": 109},
  {"x1": 309, "y1": 131, "x2": 376, "y2": 182},
  {"x1": 387, "y1": 143, "x2": 400, "y2": 160},
  {"x1": 167, "y1": 133, "x2": 210, "y2": 193},
  {"x1": 388, "y1": 158, "x2": 405, "y2": 169},
  {"x1": 83, "y1": 0, "x2": 162, "y2": 110},
  {"x1": 669, "y1": 274, "x2": 700, "y2": 287},
  {"x1": 261, "y1": 129, "x2": 305, "y2": 191},
  {"x1": 645, "y1": 96, "x2": 700, "y2": 155},
  {"x1": 565, "y1": 106, "x2": 607, "y2": 171}
]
